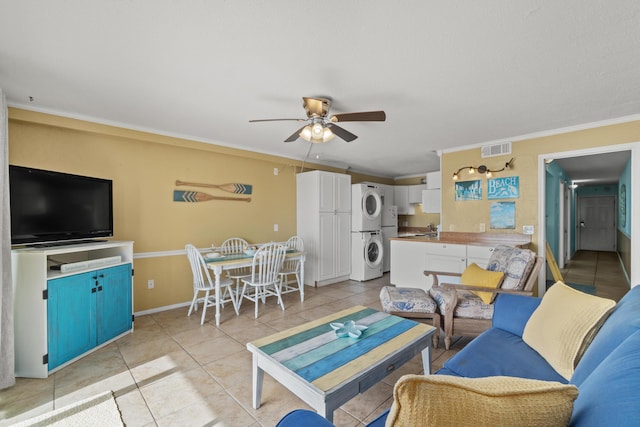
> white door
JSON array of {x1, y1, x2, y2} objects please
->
[{"x1": 578, "y1": 196, "x2": 616, "y2": 251}]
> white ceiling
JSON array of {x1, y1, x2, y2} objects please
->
[{"x1": 1, "y1": 1, "x2": 639, "y2": 178}]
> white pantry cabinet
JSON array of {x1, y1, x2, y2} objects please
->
[{"x1": 297, "y1": 171, "x2": 351, "y2": 286}]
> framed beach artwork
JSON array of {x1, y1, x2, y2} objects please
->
[
  {"x1": 487, "y1": 176, "x2": 519, "y2": 199},
  {"x1": 455, "y1": 180, "x2": 482, "y2": 201},
  {"x1": 490, "y1": 201, "x2": 515, "y2": 229}
]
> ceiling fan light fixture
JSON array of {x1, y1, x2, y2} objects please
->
[
  {"x1": 300, "y1": 125, "x2": 313, "y2": 141},
  {"x1": 311, "y1": 123, "x2": 324, "y2": 138},
  {"x1": 322, "y1": 127, "x2": 335, "y2": 142},
  {"x1": 299, "y1": 122, "x2": 335, "y2": 143}
]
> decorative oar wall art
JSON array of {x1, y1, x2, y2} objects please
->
[
  {"x1": 173, "y1": 180, "x2": 253, "y2": 203},
  {"x1": 173, "y1": 190, "x2": 251, "y2": 203},
  {"x1": 175, "y1": 180, "x2": 252, "y2": 194}
]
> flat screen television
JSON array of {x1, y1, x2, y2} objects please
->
[{"x1": 9, "y1": 165, "x2": 113, "y2": 246}]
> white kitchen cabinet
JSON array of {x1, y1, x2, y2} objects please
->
[
  {"x1": 408, "y1": 184, "x2": 427, "y2": 204},
  {"x1": 394, "y1": 185, "x2": 413, "y2": 215},
  {"x1": 297, "y1": 171, "x2": 351, "y2": 286},
  {"x1": 466, "y1": 245, "x2": 496, "y2": 268},
  {"x1": 422, "y1": 189, "x2": 441, "y2": 213},
  {"x1": 390, "y1": 240, "x2": 499, "y2": 290},
  {"x1": 426, "y1": 171, "x2": 441, "y2": 189},
  {"x1": 394, "y1": 184, "x2": 426, "y2": 215},
  {"x1": 390, "y1": 239, "x2": 430, "y2": 289},
  {"x1": 424, "y1": 242, "x2": 467, "y2": 274}
]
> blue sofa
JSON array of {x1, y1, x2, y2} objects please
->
[{"x1": 277, "y1": 285, "x2": 640, "y2": 426}]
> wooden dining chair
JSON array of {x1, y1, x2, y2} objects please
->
[
  {"x1": 219, "y1": 237, "x2": 252, "y2": 295},
  {"x1": 185, "y1": 244, "x2": 238, "y2": 325},
  {"x1": 239, "y1": 242, "x2": 287, "y2": 318},
  {"x1": 278, "y1": 236, "x2": 305, "y2": 301}
]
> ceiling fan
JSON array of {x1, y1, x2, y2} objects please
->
[{"x1": 249, "y1": 97, "x2": 386, "y2": 143}]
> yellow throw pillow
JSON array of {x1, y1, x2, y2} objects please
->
[
  {"x1": 385, "y1": 374, "x2": 578, "y2": 427},
  {"x1": 460, "y1": 263, "x2": 505, "y2": 304},
  {"x1": 523, "y1": 281, "x2": 615, "y2": 380}
]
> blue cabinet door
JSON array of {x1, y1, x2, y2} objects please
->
[
  {"x1": 96, "y1": 264, "x2": 132, "y2": 344},
  {"x1": 47, "y1": 273, "x2": 96, "y2": 370}
]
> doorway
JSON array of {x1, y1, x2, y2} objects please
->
[
  {"x1": 577, "y1": 196, "x2": 616, "y2": 251},
  {"x1": 538, "y1": 144, "x2": 638, "y2": 296}
]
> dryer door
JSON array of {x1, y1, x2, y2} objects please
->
[
  {"x1": 365, "y1": 236, "x2": 384, "y2": 268},
  {"x1": 362, "y1": 188, "x2": 382, "y2": 221}
]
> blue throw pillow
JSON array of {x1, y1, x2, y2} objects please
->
[
  {"x1": 570, "y1": 330, "x2": 640, "y2": 426},
  {"x1": 492, "y1": 294, "x2": 541, "y2": 337},
  {"x1": 571, "y1": 286, "x2": 640, "y2": 386}
]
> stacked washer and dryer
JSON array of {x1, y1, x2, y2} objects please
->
[{"x1": 350, "y1": 183, "x2": 384, "y2": 281}]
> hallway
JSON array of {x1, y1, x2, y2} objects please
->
[{"x1": 560, "y1": 250, "x2": 630, "y2": 302}]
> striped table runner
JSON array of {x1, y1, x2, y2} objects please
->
[{"x1": 249, "y1": 306, "x2": 433, "y2": 393}]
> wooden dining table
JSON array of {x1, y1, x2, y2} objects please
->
[{"x1": 205, "y1": 249, "x2": 305, "y2": 326}]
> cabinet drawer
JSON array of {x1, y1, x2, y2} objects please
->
[
  {"x1": 467, "y1": 245, "x2": 495, "y2": 259},
  {"x1": 467, "y1": 245, "x2": 495, "y2": 268},
  {"x1": 359, "y1": 342, "x2": 423, "y2": 393},
  {"x1": 424, "y1": 243, "x2": 466, "y2": 257}
]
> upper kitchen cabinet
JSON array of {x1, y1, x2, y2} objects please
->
[
  {"x1": 394, "y1": 185, "x2": 413, "y2": 215},
  {"x1": 395, "y1": 184, "x2": 428, "y2": 215},
  {"x1": 422, "y1": 188, "x2": 441, "y2": 213},
  {"x1": 408, "y1": 184, "x2": 427, "y2": 203},
  {"x1": 426, "y1": 171, "x2": 441, "y2": 189}
]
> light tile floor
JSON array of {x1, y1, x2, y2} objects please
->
[
  {"x1": 2, "y1": 251, "x2": 628, "y2": 427},
  {"x1": 0, "y1": 274, "x2": 471, "y2": 427}
]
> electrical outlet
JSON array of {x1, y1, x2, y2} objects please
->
[
  {"x1": 480, "y1": 223, "x2": 486, "y2": 232},
  {"x1": 274, "y1": 223, "x2": 278, "y2": 232},
  {"x1": 274, "y1": 167, "x2": 279, "y2": 176},
  {"x1": 147, "y1": 279, "x2": 154, "y2": 289},
  {"x1": 449, "y1": 224, "x2": 455, "y2": 231},
  {"x1": 523, "y1": 225, "x2": 534, "y2": 235}
]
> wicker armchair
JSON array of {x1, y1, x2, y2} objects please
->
[{"x1": 427, "y1": 246, "x2": 543, "y2": 349}]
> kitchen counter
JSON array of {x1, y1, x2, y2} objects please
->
[
  {"x1": 391, "y1": 231, "x2": 531, "y2": 248},
  {"x1": 389, "y1": 232, "x2": 532, "y2": 289}
]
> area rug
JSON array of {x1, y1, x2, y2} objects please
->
[{"x1": 14, "y1": 391, "x2": 123, "y2": 427}]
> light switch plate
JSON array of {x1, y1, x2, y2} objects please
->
[{"x1": 523, "y1": 225, "x2": 534, "y2": 235}]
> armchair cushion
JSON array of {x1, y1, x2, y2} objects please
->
[
  {"x1": 379, "y1": 286, "x2": 437, "y2": 314},
  {"x1": 523, "y1": 281, "x2": 615, "y2": 380},
  {"x1": 386, "y1": 374, "x2": 578, "y2": 427},
  {"x1": 460, "y1": 263, "x2": 504, "y2": 304},
  {"x1": 486, "y1": 245, "x2": 536, "y2": 290}
]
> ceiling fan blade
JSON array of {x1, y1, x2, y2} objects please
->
[
  {"x1": 284, "y1": 126, "x2": 306, "y2": 142},
  {"x1": 328, "y1": 123, "x2": 358, "y2": 142},
  {"x1": 249, "y1": 118, "x2": 305, "y2": 123},
  {"x1": 330, "y1": 111, "x2": 386, "y2": 123}
]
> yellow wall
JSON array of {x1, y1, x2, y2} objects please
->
[
  {"x1": 10, "y1": 109, "x2": 639, "y2": 311},
  {"x1": 8, "y1": 108, "x2": 383, "y2": 312},
  {"x1": 441, "y1": 120, "x2": 640, "y2": 253}
]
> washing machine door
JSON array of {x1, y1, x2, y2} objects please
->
[
  {"x1": 361, "y1": 188, "x2": 382, "y2": 221},
  {"x1": 365, "y1": 235, "x2": 384, "y2": 268}
]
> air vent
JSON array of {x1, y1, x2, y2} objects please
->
[{"x1": 481, "y1": 142, "x2": 511, "y2": 158}]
